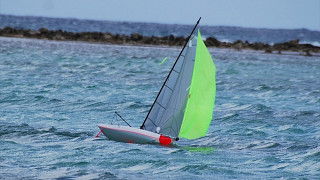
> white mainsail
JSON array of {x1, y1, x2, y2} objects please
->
[{"x1": 141, "y1": 37, "x2": 197, "y2": 138}]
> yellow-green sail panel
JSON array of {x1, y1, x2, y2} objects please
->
[{"x1": 178, "y1": 30, "x2": 216, "y2": 139}]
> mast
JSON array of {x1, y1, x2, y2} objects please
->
[{"x1": 141, "y1": 17, "x2": 201, "y2": 129}]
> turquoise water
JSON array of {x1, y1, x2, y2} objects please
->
[{"x1": 0, "y1": 37, "x2": 319, "y2": 179}]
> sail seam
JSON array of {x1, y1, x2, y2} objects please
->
[
  {"x1": 164, "y1": 84, "x2": 173, "y2": 91},
  {"x1": 156, "y1": 102, "x2": 166, "y2": 109},
  {"x1": 147, "y1": 117, "x2": 157, "y2": 127}
]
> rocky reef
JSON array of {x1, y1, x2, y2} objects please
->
[{"x1": 1, "y1": 27, "x2": 319, "y2": 56}]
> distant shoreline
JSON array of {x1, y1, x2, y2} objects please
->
[{"x1": 1, "y1": 26, "x2": 319, "y2": 56}]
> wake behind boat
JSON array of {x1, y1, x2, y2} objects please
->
[{"x1": 97, "y1": 17, "x2": 216, "y2": 145}]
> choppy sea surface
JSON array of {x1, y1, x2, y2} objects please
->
[{"x1": 0, "y1": 35, "x2": 320, "y2": 179}]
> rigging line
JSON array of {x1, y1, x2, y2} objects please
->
[
  {"x1": 141, "y1": 17, "x2": 201, "y2": 129},
  {"x1": 115, "y1": 112, "x2": 131, "y2": 127}
]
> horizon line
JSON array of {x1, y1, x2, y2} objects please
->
[{"x1": 1, "y1": 14, "x2": 319, "y2": 32}]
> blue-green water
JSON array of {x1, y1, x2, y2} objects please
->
[{"x1": 0, "y1": 37, "x2": 319, "y2": 179}]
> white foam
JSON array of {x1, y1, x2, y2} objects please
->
[
  {"x1": 300, "y1": 41, "x2": 320, "y2": 47},
  {"x1": 121, "y1": 163, "x2": 152, "y2": 171}
]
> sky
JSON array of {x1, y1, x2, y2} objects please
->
[{"x1": 1, "y1": 0, "x2": 319, "y2": 31}]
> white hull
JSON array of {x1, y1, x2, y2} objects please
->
[{"x1": 98, "y1": 124, "x2": 173, "y2": 145}]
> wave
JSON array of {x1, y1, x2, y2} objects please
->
[
  {"x1": 0, "y1": 123, "x2": 93, "y2": 138},
  {"x1": 300, "y1": 41, "x2": 320, "y2": 47},
  {"x1": 121, "y1": 163, "x2": 153, "y2": 171},
  {"x1": 181, "y1": 146, "x2": 215, "y2": 153},
  {"x1": 252, "y1": 84, "x2": 286, "y2": 91},
  {"x1": 266, "y1": 41, "x2": 320, "y2": 47},
  {"x1": 285, "y1": 144, "x2": 313, "y2": 151},
  {"x1": 303, "y1": 147, "x2": 320, "y2": 158},
  {"x1": 83, "y1": 102, "x2": 106, "y2": 108},
  {"x1": 38, "y1": 169, "x2": 116, "y2": 180},
  {"x1": 295, "y1": 110, "x2": 319, "y2": 117},
  {"x1": 0, "y1": 93, "x2": 64, "y2": 107},
  {"x1": 246, "y1": 142, "x2": 281, "y2": 149},
  {"x1": 216, "y1": 113, "x2": 239, "y2": 121},
  {"x1": 219, "y1": 103, "x2": 271, "y2": 112}
]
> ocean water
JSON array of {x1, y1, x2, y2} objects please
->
[
  {"x1": 1, "y1": 14, "x2": 320, "y2": 46},
  {"x1": 1, "y1": 36, "x2": 319, "y2": 179}
]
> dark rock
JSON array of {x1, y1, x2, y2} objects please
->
[
  {"x1": 142, "y1": 36, "x2": 159, "y2": 44},
  {"x1": 104, "y1": 32, "x2": 112, "y2": 40},
  {"x1": 304, "y1": 49, "x2": 312, "y2": 56},
  {"x1": 168, "y1": 34, "x2": 175, "y2": 41},
  {"x1": 3, "y1": 26, "x2": 15, "y2": 33},
  {"x1": 287, "y1": 39, "x2": 299, "y2": 44},
  {"x1": 265, "y1": 47, "x2": 273, "y2": 53},
  {"x1": 273, "y1": 39, "x2": 300, "y2": 51},
  {"x1": 175, "y1": 36, "x2": 185, "y2": 46},
  {"x1": 56, "y1": 29, "x2": 63, "y2": 33},
  {"x1": 142, "y1": 36, "x2": 152, "y2": 44},
  {"x1": 1, "y1": 26, "x2": 319, "y2": 54},
  {"x1": 205, "y1": 37, "x2": 221, "y2": 47},
  {"x1": 39, "y1": 28, "x2": 49, "y2": 34},
  {"x1": 23, "y1": 30, "x2": 32, "y2": 37},
  {"x1": 131, "y1": 33, "x2": 143, "y2": 41},
  {"x1": 72, "y1": 33, "x2": 81, "y2": 40},
  {"x1": 251, "y1": 42, "x2": 265, "y2": 50},
  {"x1": 113, "y1": 34, "x2": 120, "y2": 40},
  {"x1": 232, "y1": 40, "x2": 244, "y2": 50}
]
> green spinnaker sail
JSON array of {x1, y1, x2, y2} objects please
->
[{"x1": 178, "y1": 30, "x2": 216, "y2": 139}]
